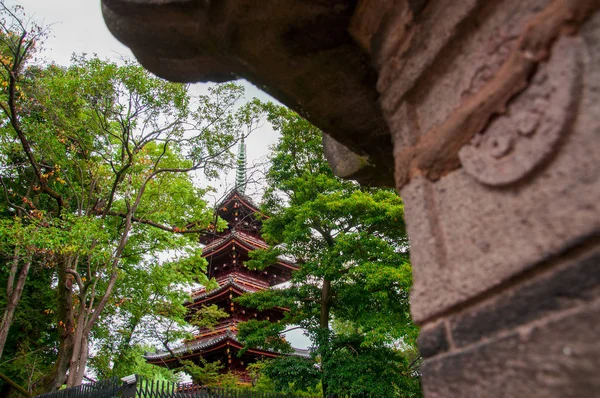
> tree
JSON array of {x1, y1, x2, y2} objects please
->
[
  {"x1": 0, "y1": 2, "x2": 50, "y2": 366},
  {"x1": 88, "y1": 254, "x2": 226, "y2": 382},
  {"x1": 237, "y1": 105, "x2": 421, "y2": 397},
  {"x1": 0, "y1": 4, "x2": 264, "y2": 392}
]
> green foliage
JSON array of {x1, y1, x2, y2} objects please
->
[
  {"x1": 0, "y1": 258, "x2": 57, "y2": 395},
  {"x1": 216, "y1": 372, "x2": 240, "y2": 389},
  {"x1": 245, "y1": 247, "x2": 283, "y2": 272},
  {"x1": 0, "y1": 4, "x2": 267, "y2": 391},
  {"x1": 316, "y1": 330, "x2": 420, "y2": 397},
  {"x1": 236, "y1": 320, "x2": 291, "y2": 355},
  {"x1": 236, "y1": 286, "x2": 295, "y2": 312},
  {"x1": 189, "y1": 305, "x2": 229, "y2": 330},
  {"x1": 246, "y1": 361, "x2": 274, "y2": 390},
  {"x1": 92, "y1": 345, "x2": 178, "y2": 383},
  {"x1": 260, "y1": 357, "x2": 320, "y2": 393},
  {"x1": 237, "y1": 105, "x2": 421, "y2": 397},
  {"x1": 180, "y1": 358, "x2": 224, "y2": 386}
]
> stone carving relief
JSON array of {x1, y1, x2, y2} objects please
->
[{"x1": 459, "y1": 36, "x2": 583, "y2": 186}]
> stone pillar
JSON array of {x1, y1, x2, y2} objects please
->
[{"x1": 354, "y1": 0, "x2": 600, "y2": 396}]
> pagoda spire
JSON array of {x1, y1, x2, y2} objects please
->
[{"x1": 235, "y1": 135, "x2": 247, "y2": 194}]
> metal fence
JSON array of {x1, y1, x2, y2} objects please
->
[
  {"x1": 34, "y1": 376, "x2": 323, "y2": 398},
  {"x1": 35, "y1": 377, "x2": 121, "y2": 398}
]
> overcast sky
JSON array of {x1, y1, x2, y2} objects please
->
[
  {"x1": 8, "y1": 0, "x2": 281, "y2": 201},
  {"x1": 7, "y1": 0, "x2": 311, "y2": 349}
]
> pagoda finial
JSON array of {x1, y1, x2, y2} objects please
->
[{"x1": 235, "y1": 135, "x2": 247, "y2": 194}]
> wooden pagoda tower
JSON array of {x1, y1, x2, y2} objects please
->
[{"x1": 144, "y1": 138, "x2": 306, "y2": 382}]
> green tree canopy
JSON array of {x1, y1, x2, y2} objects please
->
[
  {"x1": 0, "y1": 4, "x2": 264, "y2": 393},
  {"x1": 237, "y1": 105, "x2": 421, "y2": 397}
]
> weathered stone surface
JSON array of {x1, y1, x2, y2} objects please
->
[
  {"x1": 421, "y1": 299, "x2": 600, "y2": 398},
  {"x1": 377, "y1": 0, "x2": 481, "y2": 114},
  {"x1": 385, "y1": 0, "x2": 548, "y2": 130},
  {"x1": 384, "y1": 0, "x2": 598, "y2": 189},
  {"x1": 459, "y1": 35, "x2": 583, "y2": 186},
  {"x1": 417, "y1": 321, "x2": 449, "y2": 359},
  {"x1": 403, "y1": 11, "x2": 600, "y2": 323},
  {"x1": 450, "y1": 247, "x2": 600, "y2": 348},
  {"x1": 101, "y1": 0, "x2": 395, "y2": 185},
  {"x1": 322, "y1": 134, "x2": 386, "y2": 184}
]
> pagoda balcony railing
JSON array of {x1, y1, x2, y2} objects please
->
[
  {"x1": 215, "y1": 271, "x2": 270, "y2": 288},
  {"x1": 190, "y1": 313, "x2": 270, "y2": 340},
  {"x1": 190, "y1": 272, "x2": 271, "y2": 299},
  {"x1": 190, "y1": 325, "x2": 237, "y2": 341},
  {"x1": 190, "y1": 318, "x2": 246, "y2": 340}
]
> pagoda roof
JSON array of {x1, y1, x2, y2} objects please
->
[
  {"x1": 188, "y1": 276, "x2": 264, "y2": 305},
  {"x1": 202, "y1": 231, "x2": 297, "y2": 271},
  {"x1": 217, "y1": 189, "x2": 263, "y2": 217},
  {"x1": 203, "y1": 230, "x2": 268, "y2": 255},
  {"x1": 143, "y1": 329, "x2": 310, "y2": 362},
  {"x1": 187, "y1": 275, "x2": 289, "y2": 313}
]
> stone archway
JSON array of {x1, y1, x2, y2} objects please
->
[{"x1": 101, "y1": 1, "x2": 600, "y2": 396}]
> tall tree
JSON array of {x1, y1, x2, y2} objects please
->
[
  {"x1": 0, "y1": 3, "x2": 50, "y2": 366},
  {"x1": 237, "y1": 105, "x2": 421, "y2": 397},
  {"x1": 0, "y1": 4, "x2": 264, "y2": 391}
]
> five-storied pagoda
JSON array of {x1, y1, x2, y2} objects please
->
[{"x1": 144, "y1": 138, "x2": 306, "y2": 382}]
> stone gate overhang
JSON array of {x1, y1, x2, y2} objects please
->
[{"x1": 101, "y1": 0, "x2": 409, "y2": 186}]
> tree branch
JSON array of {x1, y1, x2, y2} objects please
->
[
  {"x1": 0, "y1": 372, "x2": 31, "y2": 397},
  {"x1": 100, "y1": 210, "x2": 211, "y2": 235}
]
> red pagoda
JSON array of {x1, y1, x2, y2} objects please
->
[{"x1": 144, "y1": 138, "x2": 307, "y2": 382}]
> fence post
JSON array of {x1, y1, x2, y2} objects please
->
[{"x1": 120, "y1": 374, "x2": 137, "y2": 398}]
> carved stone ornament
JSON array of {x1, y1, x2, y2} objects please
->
[{"x1": 459, "y1": 36, "x2": 583, "y2": 186}]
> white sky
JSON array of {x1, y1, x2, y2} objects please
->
[
  {"x1": 9, "y1": 0, "x2": 281, "y2": 200},
  {"x1": 8, "y1": 0, "x2": 311, "y2": 349}
]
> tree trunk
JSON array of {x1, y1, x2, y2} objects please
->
[
  {"x1": 71, "y1": 335, "x2": 88, "y2": 386},
  {"x1": 320, "y1": 278, "x2": 332, "y2": 397},
  {"x1": 41, "y1": 264, "x2": 75, "y2": 392},
  {"x1": 50, "y1": 212, "x2": 133, "y2": 388},
  {"x1": 77, "y1": 336, "x2": 89, "y2": 385},
  {"x1": 0, "y1": 255, "x2": 31, "y2": 360},
  {"x1": 0, "y1": 372, "x2": 31, "y2": 398},
  {"x1": 66, "y1": 308, "x2": 86, "y2": 387},
  {"x1": 44, "y1": 328, "x2": 73, "y2": 392},
  {"x1": 47, "y1": 181, "x2": 145, "y2": 390},
  {"x1": 320, "y1": 278, "x2": 331, "y2": 329}
]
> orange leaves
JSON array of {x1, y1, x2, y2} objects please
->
[
  {"x1": 56, "y1": 321, "x2": 75, "y2": 334},
  {"x1": 0, "y1": 55, "x2": 12, "y2": 66},
  {"x1": 30, "y1": 209, "x2": 43, "y2": 219},
  {"x1": 137, "y1": 156, "x2": 153, "y2": 166},
  {"x1": 114, "y1": 297, "x2": 131, "y2": 308},
  {"x1": 40, "y1": 169, "x2": 54, "y2": 181}
]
